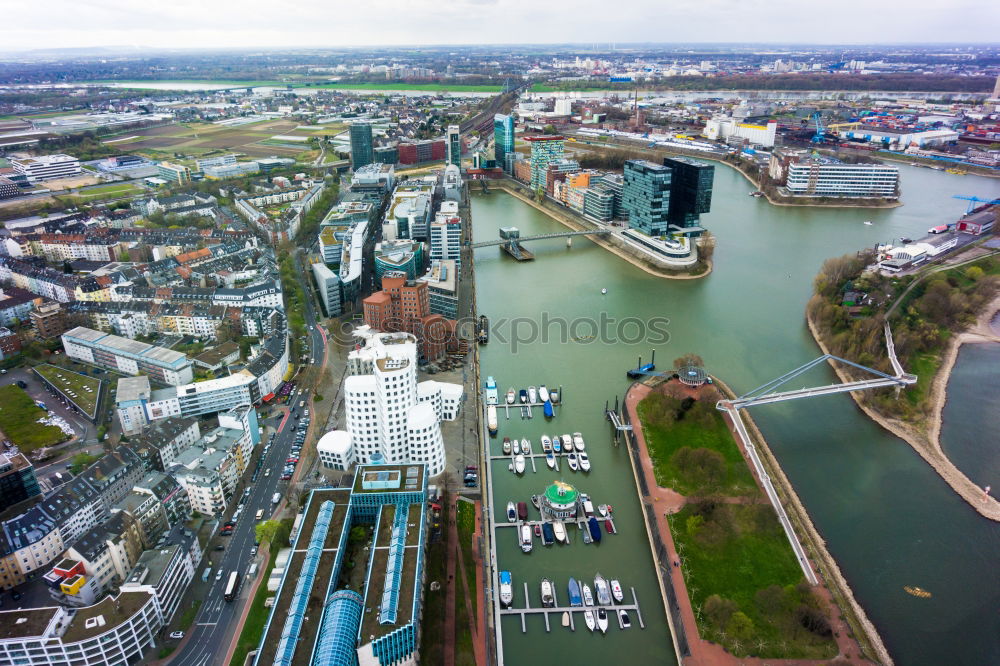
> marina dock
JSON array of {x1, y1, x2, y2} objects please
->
[{"x1": 500, "y1": 585, "x2": 646, "y2": 633}]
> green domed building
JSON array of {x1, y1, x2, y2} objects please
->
[{"x1": 540, "y1": 480, "x2": 579, "y2": 520}]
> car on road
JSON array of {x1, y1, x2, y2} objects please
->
[
  {"x1": 11, "y1": 591, "x2": 21, "y2": 601},
  {"x1": 215, "y1": 569, "x2": 224, "y2": 581},
  {"x1": 264, "y1": 469, "x2": 271, "y2": 477},
  {"x1": 220, "y1": 528, "x2": 233, "y2": 536},
  {"x1": 214, "y1": 545, "x2": 225, "y2": 551},
  {"x1": 280, "y1": 474, "x2": 292, "y2": 480},
  {"x1": 169, "y1": 631, "x2": 185, "y2": 639},
  {"x1": 250, "y1": 546, "x2": 258, "y2": 556}
]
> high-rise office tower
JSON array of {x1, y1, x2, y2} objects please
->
[
  {"x1": 446, "y1": 125, "x2": 461, "y2": 167},
  {"x1": 493, "y1": 114, "x2": 515, "y2": 170},
  {"x1": 662, "y1": 156, "x2": 714, "y2": 237},
  {"x1": 525, "y1": 135, "x2": 565, "y2": 192},
  {"x1": 349, "y1": 121, "x2": 374, "y2": 171},
  {"x1": 621, "y1": 160, "x2": 672, "y2": 237}
]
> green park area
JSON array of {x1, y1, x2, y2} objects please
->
[
  {"x1": 303, "y1": 82, "x2": 501, "y2": 92},
  {"x1": 637, "y1": 388, "x2": 758, "y2": 497},
  {"x1": 0, "y1": 384, "x2": 67, "y2": 452},
  {"x1": 74, "y1": 183, "x2": 145, "y2": 200},
  {"x1": 34, "y1": 363, "x2": 102, "y2": 419}
]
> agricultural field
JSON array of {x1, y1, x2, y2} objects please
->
[
  {"x1": 113, "y1": 119, "x2": 311, "y2": 159},
  {"x1": 302, "y1": 82, "x2": 501, "y2": 92},
  {"x1": 0, "y1": 385, "x2": 68, "y2": 452},
  {"x1": 34, "y1": 364, "x2": 102, "y2": 419}
]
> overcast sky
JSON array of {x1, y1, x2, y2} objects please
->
[{"x1": 2, "y1": 0, "x2": 998, "y2": 52}]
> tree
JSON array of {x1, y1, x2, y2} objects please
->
[
  {"x1": 698, "y1": 231, "x2": 716, "y2": 263},
  {"x1": 965, "y1": 266, "x2": 984, "y2": 282},
  {"x1": 69, "y1": 452, "x2": 100, "y2": 475},
  {"x1": 673, "y1": 352, "x2": 705, "y2": 370},
  {"x1": 727, "y1": 611, "x2": 755, "y2": 641},
  {"x1": 703, "y1": 594, "x2": 737, "y2": 628},
  {"x1": 542, "y1": 124, "x2": 557, "y2": 135},
  {"x1": 348, "y1": 525, "x2": 368, "y2": 544},
  {"x1": 255, "y1": 519, "x2": 280, "y2": 546}
]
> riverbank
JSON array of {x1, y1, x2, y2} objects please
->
[
  {"x1": 491, "y1": 179, "x2": 712, "y2": 280},
  {"x1": 875, "y1": 153, "x2": 1000, "y2": 179},
  {"x1": 623, "y1": 379, "x2": 886, "y2": 664},
  {"x1": 716, "y1": 159, "x2": 902, "y2": 208},
  {"x1": 805, "y1": 309, "x2": 1000, "y2": 522}
]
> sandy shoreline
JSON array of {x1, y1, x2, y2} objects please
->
[
  {"x1": 491, "y1": 180, "x2": 713, "y2": 280},
  {"x1": 805, "y1": 304, "x2": 1000, "y2": 522}
]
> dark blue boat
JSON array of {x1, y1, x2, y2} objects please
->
[
  {"x1": 543, "y1": 400, "x2": 554, "y2": 418},
  {"x1": 588, "y1": 516, "x2": 602, "y2": 543},
  {"x1": 518, "y1": 389, "x2": 528, "y2": 403},
  {"x1": 541, "y1": 522, "x2": 555, "y2": 546},
  {"x1": 568, "y1": 577, "x2": 582, "y2": 607}
]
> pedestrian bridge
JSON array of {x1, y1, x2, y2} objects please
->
[{"x1": 470, "y1": 229, "x2": 609, "y2": 249}]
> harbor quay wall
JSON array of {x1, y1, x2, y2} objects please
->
[
  {"x1": 711, "y1": 375, "x2": 894, "y2": 665},
  {"x1": 489, "y1": 179, "x2": 711, "y2": 280}
]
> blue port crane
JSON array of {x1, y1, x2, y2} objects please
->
[
  {"x1": 810, "y1": 112, "x2": 825, "y2": 144},
  {"x1": 952, "y1": 195, "x2": 1000, "y2": 214}
]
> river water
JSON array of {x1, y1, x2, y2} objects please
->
[{"x1": 471, "y1": 163, "x2": 1000, "y2": 666}]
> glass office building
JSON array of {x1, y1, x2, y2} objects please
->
[
  {"x1": 621, "y1": 160, "x2": 672, "y2": 237},
  {"x1": 663, "y1": 156, "x2": 714, "y2": 236},
  {"x1": 350, "y1": 121, "x2": 375, "y2": 170},
  {"x1": 525, "y1": 135, "x2": 565, "y2": 192},
  {"x1": 493, "y1": 114, "x2": 515, "y2": 170}
]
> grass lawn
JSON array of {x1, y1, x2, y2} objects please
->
[
  {"x1": 178, "y1": 599, "x2": 201, "y2": 630},
  {"x1": 74, "y1": 184, "x2": 144, "y2": 199},
  {"x1": 419, "y1": 515, "x2": 447, "y2": 665},
  {"x1": 638, "y1": 393, "x2": 758, "y2": 497},
  {"x1": 455, "y1": 500, "x2": 478, "y2": 666},
  {"x1": 34, "y1": 364, "x2": 102, "y2": 419},
  {"x1": 302, "y1": 82, "x2": 501, "y2": 92},
  {"x1": 0, "y1": 385, "x2": 67, "y2": 451},
  {"x1": 671, "y1": 502, "x2": 838, "y2": 659}
]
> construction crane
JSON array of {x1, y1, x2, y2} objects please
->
[
  {"x1": 810, "y1": 112, "x2": 825, "y2": 144},
  {"x1": 952, "y1": 195, "x2": 1000, "y2": 214}
]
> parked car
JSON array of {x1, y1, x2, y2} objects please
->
[
  {"x1": 220, "y1": 528, "x2": 233, "y2": 536},
  {"x1": 214, "y1": 545, "x2": 225, "y2": 551},
  {"x1": 170, "y1": 631, "x2": 185, "y2": 639}
]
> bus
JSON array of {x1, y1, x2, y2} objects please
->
[
  {"x1": 224, "y1": 571, "x2": 240, "y2": 602},
  {"x1": 255, "y1": 509, "x2": 265, "y2": 521}
]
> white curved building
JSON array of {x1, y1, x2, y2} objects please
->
[
  {"x1": 317, "y1": 430, "x2": 353, "y2": 471},
  {"x1": 406, "y1": 403, "x2": 445, "y2": 475}
]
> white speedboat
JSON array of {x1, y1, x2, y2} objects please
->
[
  {"x1": 567, "y1": 452, "x2": 579, "y2": 472},
  {"x1": 540, "y1": 578, "x2": 555, "y2": 607},
  {"x1": 552, "y1": 436, "x2": 561, "y2": 453},
  {"x1": 512, "y1": 439, "x2": 521, "y2": 455},
  {"x1": 584, "y1": 609, "x2": 596, "y2": 632},
  {"x1": 863, "y1": 220, "x2": 873, "y2": 226},
  {"x1": 594, "y1": 574, "x2": 611, "y2": 606},
  {"x1": 522, "y1": 438, "x2": 531, "y2": 455},
  {"x1": 499, "y1": 571, "x2": 513, "y2": 607},
  {"x1": 540, "y1": 435, "x2": 552, "y2": 453},
  {"x1": 528, "y1": 386, "x2": 537, "y2": 403},
  {"x1": 502, "y1": 437, "x2": 511, "y2": 455},
  {"x1": 582, "y1": 583, "x2": 595, "y2": 606},
  {"x1": 596, "y1": 607, "x2": 609, "y2": 633},
  {"x1": 598, "y1": 504, "x2": 609, "y2": 518},
  {"x1": 561, "y1": 611, "x2": 570, "y2": 628},
  {"x1": 539, "y1": 385, "x2": 550, "y2": 402},
  {"x1": 514, "y1": 454, "x2": 525, "y2": 474},
  {"x1": 579, "y1": 452, "x2": 591, "y2": 472},
  {"x1": 550, "y1": 389, "x2": 560, "y2": 404},
  {"x1": 506, "y1": 388, "x2": 516, "y2": 404},
  {"x1": 553, "y1": 521, "x2": 566, "y2": 543},
  {"x1": 519, "y1": 524, "x2": 533, "y2": 552},
  {"x1": 619, "y1": 609, "x2": 631, "y2": 629},
  {"x1": 546, "y1": 452, "x2": 556, "y2": 469},
  {"x1": 506, "y1": 502, "x2": 516, "y2": 522},
  {"x1": 573, "y1": 432, "x2": 585, "y2": 451},
  {"x1": 610, "y1": 579, "x2": 624, "y2": 604},
  {"x1": 487, "y1": 405, "x2": 497, "y2": 436},
  {"x1": 562, "y1": 434, "x2": 573, "y2": 452}
]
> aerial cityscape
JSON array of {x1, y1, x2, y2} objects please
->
[{"x1": 0, "y1": 6, "x2": 998, "y2": 666}]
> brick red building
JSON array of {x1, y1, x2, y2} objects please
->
[
  {"x1": 0, "y1": 326, "x2": 22, "y2": 359},
  {"x1": 397, "y1": 139, "x2": 446, "y2": 165},
  {"x1": 362, "y1": 272, "x2": 457, "y2": 361}
]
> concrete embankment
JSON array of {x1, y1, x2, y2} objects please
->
[
  {"x1": 489, "y1": 179, "x2": 712, "y2": 280},
  {"x1": 805, "y1": 311, "x2": 1000, "y2": 522},
  {"x1": 711, "y1": 377, "x2": 893, "y2": 666}
]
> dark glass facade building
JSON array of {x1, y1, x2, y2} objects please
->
[
  {"x1": 493, "y1": 114, "x2": 515, "y2": 170},
  {"x1": 349, "y1": 121, "x2": 374, "y2": 171},
  {"x1": 663, "y1": 156, "x2": 714, "y2": 236}
]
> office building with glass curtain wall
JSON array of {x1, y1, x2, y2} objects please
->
[
  {"x1": 621, "y1": 159, "x2": 672, "y2": 236},
  {"x1": 525, "y1": 135, "x2": 565, "y2": 192},
  {"x1": 663, "y1": 156, "x2": 714, "y2": 237},
  {"x1": 350, "y1": 121, "x2": 375, "y2": 170},
  {"x1": 493, "y1": 114, "x2": 515, "y2": 170},
  {"x1": 446, "y1": 125, "x2": 461, "y2": 167}
]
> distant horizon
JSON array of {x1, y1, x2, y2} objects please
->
[{"x1": 2, "y1": 0, "x2": 998, "y2": 53}]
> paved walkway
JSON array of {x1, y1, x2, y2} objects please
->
[
  {"x1": 444, "y1": 494, "x2": 457, "y2": 666},
  {"x1": 624, "y1": 382, "x2": 873, "y2": 665}
]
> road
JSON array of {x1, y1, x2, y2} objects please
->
[{"x1": 169, "y1": 250, "x2": 328, "y2": 666}]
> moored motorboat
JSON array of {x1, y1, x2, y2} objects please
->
[
  {"x1": 543, "y1": 400, "x2": 554, "y2": 418},
  {"x1": 545, "y1": 452, "x2": 556, "y2": 469},
  {"x1": 528, "y1": 386, "x2": 537, "y2": 403},
  {"x1": 582, "y1": 583, "x2": 594, "y2": 607},
  {"x1": 582, "y1": 499, "x2": 595, "y2": 517},
  {"x1": 567, "y1": 452, "x2": 579, "y2": 471},
  {"x1": 619, "y1": 609, "x2": 631, "y2": 629},
  {"x1": 541, "y1": 522, "x2": 555, "y2": 545},
  {"x1": 588, "y1": 516, "x2": 602, "y2": 543},
  {"x1": 605, "y1": 517, "x2": 616, "y2": 534},
  {"x1": 553, "y1": 521, "x2": 567, "y2": 543},
  {"x1": 505, "y1": 388, "x2": 516, "y2": 404},
  {"x1": 519, "y1": 524, "x2": 532, "y2": 552},
  {"x1": 534, "y1": 524, "x2": 541, "y2": 537},
  {"x1": 579, "y1": 452, "x2": 591, "y2": 472},
  {"x1": 506, "y1": 501, "x2": 516, "y2": 522},
  {"x1": 596, "y1": 607, "x2": 609, "y2": 633},
  {"x1": 584, "y1": 609, "x2": 596, "y2": 632},
  {"x1": 568, "y1": 577, "x2": 582, "y2": 607},
  {"x1": 517, "y1": 501, "x2": 528, "y2": 521},
  {"x1": 518, "y1": 389, "x2": 528, "y2": 404},
  {"x1": 514, "y1": 454, "x2": 525, "y2": 475},
  {"x1": 561, "y1": 611, "x2": 570, "y2": 628},
  {"x1": 562, "y1": 434, "x2": 573, "y2": 452},
  {"x1": 550, "y1": 389, "x2": 560, "y2": 404},
  {"x1": 581, "y1": 521, "x2": 592, "y2": 544},
  {"x1": 598, "y1": 504, "x2": 609, "y2": 518},
  {"x1": 594, "y1": 574, "x2": 611, "y2": 606},
  {"x1": 485, "y1": 376, "x2": 498, "y2": 404},
  {"x1": 610, "y1": 579, "x2": 624, "y2": 604},
  {"x1": 512, "y1": 438, "x2": 521, "y2": 455},
  {"x1": 539, "y1": 385, "x2": 550, "y2": 402},
  {"x1": 552, "y1": 436, "x2": 562, "y2": 453},
  {"x1": 540, "y1": 435, "x2": 552, "y2": 452},
  {"x1": 502, "y1": 437, "x2": 511, "y2": 455},
  {"x1": 530, "y1": 494, "x2": 540, "y2": 509},
  {"x1": 540, "y1": 578, "x2": 555, "y2": 607},
  {"x1": 499, "y1": 571, "x2": 513, "y2": 607},
  {"x1": 573, "y1": 432, "x2": 585, "y2": 450},
  {"x1": 487, "y1": 405, "x2": 497, "y2": 436},
  {"x1": 522, "y1": 439, "x2": 531, "y2": 455}
]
